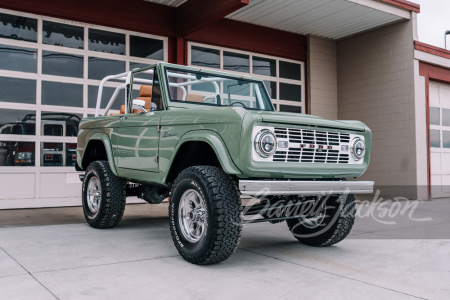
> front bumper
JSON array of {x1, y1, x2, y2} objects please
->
[{"x1": 239, "y1": 180, "x2": 374, "y2": 196}]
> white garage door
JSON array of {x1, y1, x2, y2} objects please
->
[
  {"x1": 0, "y1": 8, "x2": 167, "y2": 209},
  {"x1": 429, "y1": 81, "x2": 450, "y2": 198}
]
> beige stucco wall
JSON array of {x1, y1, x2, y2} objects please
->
[
  {"x1": 307, "y1": 36, "x2": 338, "y2": 120},
  {"x1": 337, "y1": 20, "x2": 418, "y2": 198}
]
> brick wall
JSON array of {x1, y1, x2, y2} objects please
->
[
  {"x1": 308, "y1": 36, "x2": 338, "y2": 120},
  {"x1": 337, "y1": 20, "x2": 418, "y2": 198}
]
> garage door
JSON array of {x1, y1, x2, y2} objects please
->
[
  {"x1": 429, "y1": 81, "x2": 450, "y2": 198},
  {"x1": 0, "y1": 8, "x2": 167, "y2": 209}
]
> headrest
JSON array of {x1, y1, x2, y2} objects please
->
[
  {"x1": 139, "y1": 85, "x2": 152, "y2": 97},
  {"x1": 186, "y1": 94, "x2": 204, "y2": 103}
]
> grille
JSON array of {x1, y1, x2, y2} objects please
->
[{"x1": 273, "y1": 127, "x2": 350, "y2": 163}]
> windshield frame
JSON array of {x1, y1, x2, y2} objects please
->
[{"x1": 163, "y1": 66, "x2": 275, "y2": 112}]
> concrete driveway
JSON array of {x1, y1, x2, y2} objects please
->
[{"x1": 0, "y1": 200, "x2": 449, "y2": 300}]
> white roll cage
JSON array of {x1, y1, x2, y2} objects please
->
[{"x1": 94, "y1": 68, "x2": 230, "y2": 117}]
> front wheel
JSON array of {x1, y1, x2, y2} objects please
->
[
  {"x1": 169, "y1": 166, "x2": 242, "y2": 265},
  {"x1": 82, "y1": 160, "x2": 126, "y2": 228},
  {"x1": 287, "y1": 193, "x2": 356, "y2": 246}
]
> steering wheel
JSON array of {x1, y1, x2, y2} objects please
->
[{"x1": 229, "y1": 101, "x2": 246, "y2": 108}]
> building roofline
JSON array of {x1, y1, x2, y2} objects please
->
[
  {"x1": 378, "y1": 0, "x2": 420, "y2": 13},
  {"x1": 414, "y1": 41, "x2": 450, "y2": 60}
]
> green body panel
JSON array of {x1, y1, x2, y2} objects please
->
[
  {"x1": 77, "y1": 62, "x2": 373, "y2": 185},
  {"x1": 76, "y1": 130, "x2": 119, "y2": 176},
  {"x1": 166, "y1": 129, "x2": 242, "y2": 175},
  {"x1": 115, "y1": 111, "x2": 161, "y2": 173}
]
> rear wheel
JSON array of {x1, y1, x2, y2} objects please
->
[
  {"x1": 169, "y1": 166, "x2": 242, "y2": 265},
  {"x1": 286, "y1": 193, "x2": 356, "y2": 246},
  {"x1": 82, "y1": 160, "x2": 126, "y2": 228}
]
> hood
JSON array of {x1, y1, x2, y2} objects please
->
[{"x1": 248, "y1": 111, "x2": 366, "y2": 132}]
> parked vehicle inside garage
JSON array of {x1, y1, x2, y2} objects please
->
[
  {"x1": 0, "y1": 113, "x2": 80, "y2": 167},
  {"x1": 76, "y1": 62, "x2": 373, "y2": 264}
]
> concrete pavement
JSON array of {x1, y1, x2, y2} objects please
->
[{"x1": 0, "y1": 200, "x2": 449, "y2": 300}]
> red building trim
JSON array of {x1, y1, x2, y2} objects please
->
[
  {"x1": 176, "y1": 0, "x2": 249, "y2": 37},
  {"x1": 0, "y1": 0, "x2": 307, "y2": 63},
  {"x1": 186, "y1": 19, "x2": 308, "y2": 62},
  {"x1": 419, "y1": 62, "x2": 450, "y2": 199},
  {"x1": 0, "y1": 0, "x2": 176, "y2": 37},
  {"x1": 415, "y1": 41, "x2": 450, "y2": 60},
  {"x1": 378, "y1": 0, "x2": 420, "y2": 12}
]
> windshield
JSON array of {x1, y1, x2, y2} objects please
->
[{"x1": 165, "y1": 67, "x2": 274, "y2": 111}]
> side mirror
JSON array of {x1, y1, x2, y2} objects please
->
[{"x1": 132, "y1": 99, "x2": 147, "y2": 112}]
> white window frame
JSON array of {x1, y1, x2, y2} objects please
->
[{"x1": 187, "y1": 41, "x2": 305, "y2": 113}]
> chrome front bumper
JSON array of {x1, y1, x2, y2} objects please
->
[{"x1": 239, "y1": 180, "x2": 374, "y2": 196}]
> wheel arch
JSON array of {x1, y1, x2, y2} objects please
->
[
  {"x1": 81, "y1": 134, "x2": 118, "y2": 176},
  {"x1": 165, "y1": 130, "x2": 241, "y2": 184}
]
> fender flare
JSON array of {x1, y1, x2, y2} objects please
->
[
  {"x1": 170, "y1": 130, "x2": 242, "y2": 175},
  {"x1": 84, "y1": 133, "x2": 118, "y2": 176}
]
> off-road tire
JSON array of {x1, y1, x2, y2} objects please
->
[
  {"x1": 82, "y1": 160, "x2": 126, "y2": 228},
  {"x1": 286, "y1": 193, "x2": 356, "y2": 246},
  {"x1": 169, "y1": 166, "x2": 243, "y2": 265}
]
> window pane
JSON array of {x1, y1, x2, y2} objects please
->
[
  {"x1": 130, "y1": 62, "x2": 151, "y2": 70},
  {"x1": 88, "y1": 57, "x2": 125, "y2": 80},
  {"x1": 43, "y1": 21, "x2": 84, "y2": 49},
  {"x1": 264, "y1": 81, "x2": 277, "y2": 99},
  {"x1": 279, "y1": 61, "x2": 301, "y2": 80},
  {"x1": 0, "y1": 109, "x2": 36, "y2": 135},
  {"x1": 223, "y1": 51, "x2": 249, "y2": 73},
  {"x1": 42, "y1": 51, "x2": 83, "y2": 78},
  {"x1": 223, "y1": 80, "x2": 250, "y2": 97},
  {"x1": 280, "y1": 83, "x2": 301, "y2": 102},
  {"x1": 443, "y1": 109, "x2": 450, "y2": 127},
  {"x1": 0, "y1": 77, "x2": 36, "y2": 104},
  {"x1": 0, "y1": 45, "x2": 36, "y2": 73},
  {"x1": 130, "y1": 36, "x2": 163, "y2": 60},
  {"x1": 430, "y1": 129, "x2": 440, "y2": 148},
  {"x1": 130, "y1": 62, "x2": 154, "y2": 80},
  {"x1": 66, "y1": 143, "x2": 77, "y2": 166},
  {"x1": 88, "y1": 29, "x2": 125, "y2": 55},
  {"x1": 0, "y1": 13, "x2": 37, "y2": 42},
  {"x1": 42, "y1": 81, "x2": 83, "y2": 107},
  {"x1": 252, "y1": 56, "x2": 276, "y2": 77},
  {"x1": 41, "y1": 111, "x2": 82, "y2": 137},
  {"x1": 280, "y1": 105, "x2": 302, "y2": 114},
  {"x1": 430, "y1": 107, "x2": 440, "y2": 125},
  {"x1": 88, "y1": 86, "x2": 124, "y2": 110},
  {"x1": 443, "y1": 131, "x2": 450, "y2": 148},
  {"x1": 0, "y1": 141, "x2": 35, "y2": 166},
  {"x1": 41, "y1": 142, "x2": 63, "y2": 166},
  {"x1": 191, "y1": 46, "x2": 219, "y2": 69}
]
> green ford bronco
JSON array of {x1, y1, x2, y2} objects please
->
[{"x1": 76, "y1": 62, "x2": 373, "y2": 265}]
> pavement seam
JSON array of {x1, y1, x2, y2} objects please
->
[
  {"x1": 32, "y1": 254, "x2": 180, "y2": 275},
  {"x1": 239, "y1": 247, "x2": 427, "y2": 300},
  {"x1": 0, "y1": 245, "x2": 60, "y2": 300}
]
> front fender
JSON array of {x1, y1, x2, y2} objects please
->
[
  {"x1": 171, "y1": 130, "x2": 242, "y2": 175},
  {"x1": 82, "y1": 133, "x2": 118, "y2": 176}
]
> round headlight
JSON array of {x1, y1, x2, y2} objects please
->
[
  {"x1": 350, "y1": 138, "x2": 366, "y2": 161},
  {"x1": 255, "y1": 130, "x2": 277, "y2": 157}
]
